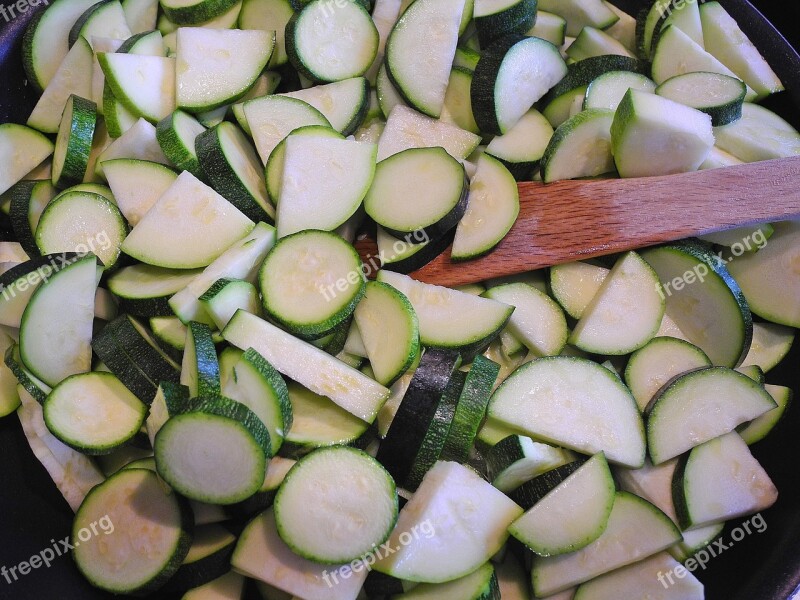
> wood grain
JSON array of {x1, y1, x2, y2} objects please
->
[{"x1": 356, "y1": 157, "x2": 800, "y2": 287}]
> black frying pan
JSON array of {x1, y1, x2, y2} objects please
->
[{"x1": 1, "y1": 2, "x2": 800, "y2": 599}]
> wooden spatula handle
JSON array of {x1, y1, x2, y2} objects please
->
[{"x1": 384, "y1": 156, "x2": 800, "y2": 286}]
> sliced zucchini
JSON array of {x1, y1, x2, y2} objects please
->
[
  {"x1": 146, "y1": 381, "x2": 191, "y2": 447},
  {"x1": 44, "y1": 371, "x2": 146, "y2": 454},
  {"x1": 284, "y1": 382, "x2": 369, "y2": 451},
  {"x1": 440, "y1": 68, "x2": 480, "y2": 134},
  {"x1": 50, "y1": 95, "x2": 97, "y2": 189},
  {"x1": 223, "y1": 310, "x2": 389, "y2": 421},
  {"x1": 674, "y1": 431, "x2": 778, "y2": 529},
  {"x1": 452, "y1": 153, "x2": 519, "y2": 260},
  {"x1": 584, "y1": 70, "x2": 655, "y2": 111},
  {"x1": 474, "y1": 0, "x2": 536, "y2": 47},
  {"x1": 739, "y1": 383, "x2": 792, "y2": 445},
  {"x1": 161, "y1": 0, "x2": 241, "y2": 24},
  {"x1": 97, "y1": 118, "x2": 171, "y2": 177},
  {"x1": 741, "y1": 322, "x2": 795, "y2": 373},
  {"x1": 532, "y1": 491, "x2": 681, "y2": 596},
  {"x1": 0, "y1": 127, "x2": 52, "y2": 201},
  {"x1": 35, "y1": 190, "x2": 127, "y2": 269},
  {"x1": 376, "y1": 62, "x2": 408, "y2": 119},
  {"x1": 471, "y1": 34, "x2": 568, "y2": 135},
  {"x1": 107, "y1": 265, "x2": 197, "y2": 319},
  {"x1": 276, "y1": 137, "x2": 376, "y2": 238},
  {"x1": 221, "y1": 348, "x2": 291, "y2": 455},
  {"x1": 198, "y1": 278, "x2": 259, "y2": 330},
  {"x1": 549, "y1": 261, "x2": 609, "y2": 320},
  {"x1": 715, "y1": 103, "x2": 800, "y2": 162},
  {"x1": 8, "y1": 180, "x2": 58, "y2": 258},
  {"x1": 611, "y1": 89, "x2": 714, "y2": 177},
  {"x1": 656, "y1": 71, "x2": 746, "y2": 126},
  {"x1": 625, "y1": 336, "x2": 711, "y2": 411},
  {"x1": 541, "y1": 108, "x2": 615, "y2": 182},
  {"x1": 286, "y1": 0, "x2": 377, "y2": 83},
  {"x1": 396, "y1": 563, "x2": 499, "y2": 599},
  {"x1": 377, "y1": 270, "x2": 514, "y2": 358},
  {"x1": 19, "y1": 255, "x2": 99, "y2": 387},
  {"x1": 98, "y1": 52, "x2": 176, "y2": 123},
  {"x1": 155, "y1": 395, "x2": 271, "y2": 504},
  {"x1": 646, "y1": 366, "x2": 777, "y2": 464},
  {"x1": 365, "y1": 147, "x2": 467, "y2": 240},
  {"x1": 566, "y1": 26, "x2": 635, "y2": 62},
  {"x1": 385, "y1": 0, "x2": 467, "y2": 117},
  {"x1": 698, "y1": 223, "x2": 773, "y2": 249},
  {"x1": 488, "y1": 356, "x2": 645, "y2": 468},
  {"x1": 570, "y1": 252, "x2": 664, "y2": 355},
  {"x1": 485, "y1": 109, "x2": 553, "y2": 181},
  {"x1": 69, "y1": 0, "x2": 132, "y2": 47},
  {"x1": 156, "y1": 110, "x2": 207, "y2": 178},
  {"x1": 483, "y1": 283, "x2": 567, "y2": 357},
  {"x1": 377, "y1": 104, "x2": 481, "y2": 161},
  {"x1": 102, "y1": 159, "x2": 178, "y2": 226},
  {"x1": 121, "y1": 171, "x2": 254, "y2": 269},
  {"x1": 538, "y1": 0, "x2": 618, "y2": 37},
  {"x1": 282, "y1": 77, "x2": 370, "y2": 135},
  {"x1": 27, "y1": 37, "x2": 94, "y2": 134},
  {"x1": 122, "y1": 0, "x2": 160, "y2": 33},
  {"x1": 103, "y1": 82, "x2": 139, "y2": 138},
  {"x1": 603, "y1": 1, "x2": 636, "y2": 51},
  {"x1": 487, "y1": 435, "x2": 574, "y2": 493},
  {"x1": 196, "y1": 122, "x2": 274, "y2": 222},
  {"x1": 162, "y1": 524, "x2": 237, "y2": 593},
  {"x1": 73, "y1": 468, "x2": 192, "y2": 595},
  {"x1": 374, "y1": 461, "x2": 523, "y2": 583},
  {"x1": 699, "y1": 1, "x2": 783, "y2": 99},
  {"x1": 641, "y1": 242, "x2": 752, "y2": 367},
  {"x1": 275, "y1": 446, "x2": 397, "y2": 563},
  {"x1": 239, "y1": 0, "x2": 294, "y2": 67},
  {"x1": 508, "y1": 453, "x2": 615, "y2": 556},
  {"x1": 181, "y1": 321, "x2": 221, "y2": 397},
  {"x1": 176, "y1": 28, "x2": 275, "y2": 111}
]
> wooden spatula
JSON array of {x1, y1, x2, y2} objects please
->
[{"x1": 355, "y1": 156, "x2": 800, "y2": 287}]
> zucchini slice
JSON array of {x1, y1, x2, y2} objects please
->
[
  {"x1": 487, "y1": 435, "x2": 575, "y2": 493},
  {"x1": 365, "y1": 147, "x2": 467, "y2": 240},
  {"x1": 223, "y1": 310, "x2": 389, "y2": 422},
  {"x1": 471, "y1": 34, "x2": 568, "y2": 135},
  {"x1": 508, "y1": 453, "x2": 615, "y2": 556},
  {"x1": 441, "y1": 68, "x2": 480, "y2": 134},
  {"x1": 0, "y1": 125, "x2": 53, "y2": 199},
  {"x1": 156, "y1": 110, "x2": 207, "y2": 179},
  {"x1": 474, "y1": 0, "x2": 536, "y2": 47},
  {"x1": 374, "y1": 461, "x2": 523, "y2": 583},
  {"x1": 656, "y1": 71, "x2": 746, "y2": 126},
  {"x1": 532, "y1": 492, "x2": 681, "y2": 596},
  {"x1": 98, "y1": 53, "x2": 177, "y2": 123},
  {"x1": 583, "y1": 70, "x2": 656, "y2": 111},
  {"x1": 73, "y1": 468, "x2": 192, "y2": 594},
  {"x1": 97, "y1": 118, "x2": 171, "y2": 177},
  {"x1": 176, "y1": 28, "x2": 275, "y2": 111},
  {"x1": 6, "y1": 344, "x2": 51, "y2": 405},
  {"x1": 181, "y1": 321, "x2": 221, "y2": 397},
  {"x1": 570, "y1": 252, "x2": 665, "y2": 355},
  {"x1": 221, "y1": 348, "x2": 292, "y2": 454},
  {"x1": 198, "y1": 278, "x2": 260, "y2": 330},
  {"x1": 282, "y1": 77, "x2": 371, "y2": 136},
  {"x1": 395, "y1": 562, "x2": 499, "y2": 599},
  {"x1": 739, "y1": 383, "x2": 792, "y2": 445},
  {"x1": 646, "y1": 367, "x2": 777, "y2": 464},
  {"x1": 485, "y1": 108, "x2": 554, "y2": 180},
  {"x1": 714, "y1": 103, "x2": 800, "y2": 162},
  {"x1": 275, "y1": 446, "x2": 397, "y2": 563},
  {"x1": 538, "y1": 0, "x2": 618, "y2": 37},
  {"x1": 161, "y1": 0, "x2": 241, "y2": 24},
  {"x1": 377, "y1": 270, "x2": 514, "y2": 358},
  {"x1": 161, "y1": 524, "x2": 237, "y2": 593},
  {"x1": 286, "y1": 0, "x2": 377, "y2": 83},
  {"x1": 488, "y1": 356, "x2": 645, "y2": 468},
  {"x1": 8, "y1": 180, "x2": 58, "y2": 258},
  {"x1": 541, "y1": 108, "x2": 616, "y2": 182},
  {"x1": 102, "y1": 159, "x2": 178, "y2": 226},
  {"x1": 741, "y1": 322, "x2": 795, "y2": 373},
  {"x1": 43, "y1": 371, "x2": 147, "y2": 454},
  {"x1": 155, "y1": 395, "x2": 271, "y2": 504},
  {"x1": 452, "y1": 154, "x2": 519, "y2": 261},
  {"x1": 276, "y1": 137, "x2": 376, "y2": 238},
  {"x1": 121, "y1": 171, "x2": 254, "y2": 269},
  {"x1": 19, "y1": 254, "x2": 100, "y2": 387},
  {"x1": 566, "y1": 26, "x2": 635, "y2": 62},
  {"x1": 548, "y1": 261, "x2": 609, "y2": 320},
  {"x1": 673, "y1": 431, "x2": 778, "y2": 529},
  {"x1": 624, "y1": 336, "x2": 712, "y2": 411},
  {"x1": 51, "y1": 95, "x2": 97, "y2": 189},
  {"x1": 122, "y1": 0, "x2": 160, "y2": 34},
  {"x1": 385, "y1": 0, "x2": 467, "y2": 117},
  {"x1": 69, "y1": 0, "x2": 132, "y2": 47},
  {"x1": 182, "y1": 572, "x2": 245, "y2": 600}
]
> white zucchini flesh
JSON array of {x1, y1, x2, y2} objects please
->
[
  {"x1": 281, "y1": 77, "x2": 369, "y2": 133},
  {"x1": 566, "y1": 26, "x2": 635, "y2": 62},
  {"x1": 19, "y1": 255, "x2": 100, "y2": 387},
  {"x1": 532, "y1": 492, "x2": 681, "y2": 597},
  {"x1": 647, "y1": 367, "x2": 777, "y2": 464},
  {"x1": 377, "y1": 105, "x2": 481, "y2": 162},
  {"x1": 583, "y1": 71, "x2": 656, "y2": 111},
  {"x1": 276, "y1": 136, "x2": 376, "y2": 238},
  {"x1": 677, "y1": 431, "x2": 778, "y2": 528},
  {"x1": 573, "y1": 552, "x2": 704, "y2": 599},
  {"x1": 284, "y1": 383, "x2": 369, "y2": 447},
  {"x1": 488, "y1": 356, "x2": 645, "y2": 468},
  {"x1": 483, "y1": 283, "x2": 568, "y2": 357},
  {"x1": 377, "y1": 270, "x2": 514, "y2": 351},
  {"x1": 727, "y1": 221, "x2": 800, "y2": 327},
  {"x1": 624, "y1": 337, "x2": 712, "y2": 411},
  {"x1": 541, "y1": 109, "x2": 615, "y2": 182},
  {"x1": 741, "y1": 322, "x2": 795, "y2": 373},
  {"x1": 274, "y1": 446, "x2": 397, "y2": 563},
  {"x1": 0, "y1": 124, "x2": 54, "y2": 196},
  {"x1": 490, "y1": 438, "x2": 574, "y2": 492},
  {"x1": 485, "y1": 108, "x2": 554, "y2": 165},
  {"x1": 98, "y1": 53, "x2": 177, "y2": 123},
  {"x1": 508, "y1": 453, "x2": 616, "y2": 556},
  {"x1": 102, "y1": 159, "x2": 178, "y2": 225},
  {"x1": 714, "y1": 103, "x2": 800, "y2": 162},
  {"x1": 570, "y1": 252, "x2": 665, "y2": 355},
  {"x1": 27, "y1": 38, "x2": 95, "y2": 134},
  {"x1": 122, "y1": 0, "x2": 160, "y2": 34},
  {"x1": 176, "y1": 28, "x2": 275, "y2": 111},
  {"x1": 373, "y1": 461, "x2": 523, "y2": 583},
  {"x1": 602, "y1": 1, "x2": 636, "y2": 51},
  {"x1": 232, "y1": 507, "x2": 368, "y2": 600},
  {"x1": 451, "y1": 153, "x2": 520, "y2": 261},
  {"x1": 365, "y1": 0, "x2": 404, "y2": 83},
  {"x1": 91, "y1": 37, "x2": 125, "y2": 114},
  {"x1": 97, "y1": 118, "x2": 171, "y2": 177},
  {"x1": 243, "y1": 95, "x2": 331, "y2": 164},
  {"x1": 169, "y1": 222, "x2": 275, "y2": 325},
  {"x1": 394, "y1": 562, "x2": 497, "y2": 598},
  {"x1": 222, "y1": 310, "x2": 390, "y2": 422},
  {"x1": 182, "y1": 571, "x2": 246, "y2": 600},
  {"x1": 16, "y1": 387, "x2": 105, "y2": 512},
  {"x1": 549, "y1": 261, "x2": 609, "y2": 320},
  {"x1": 385, "y1": 0, "x2": 467, "y2": 118},
  {"x1": 700, "y1": 146, "x2": 745, "y2": 170},
  {"x1": 121, "y1": 171, "x2": 255, "y2": 269}
]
